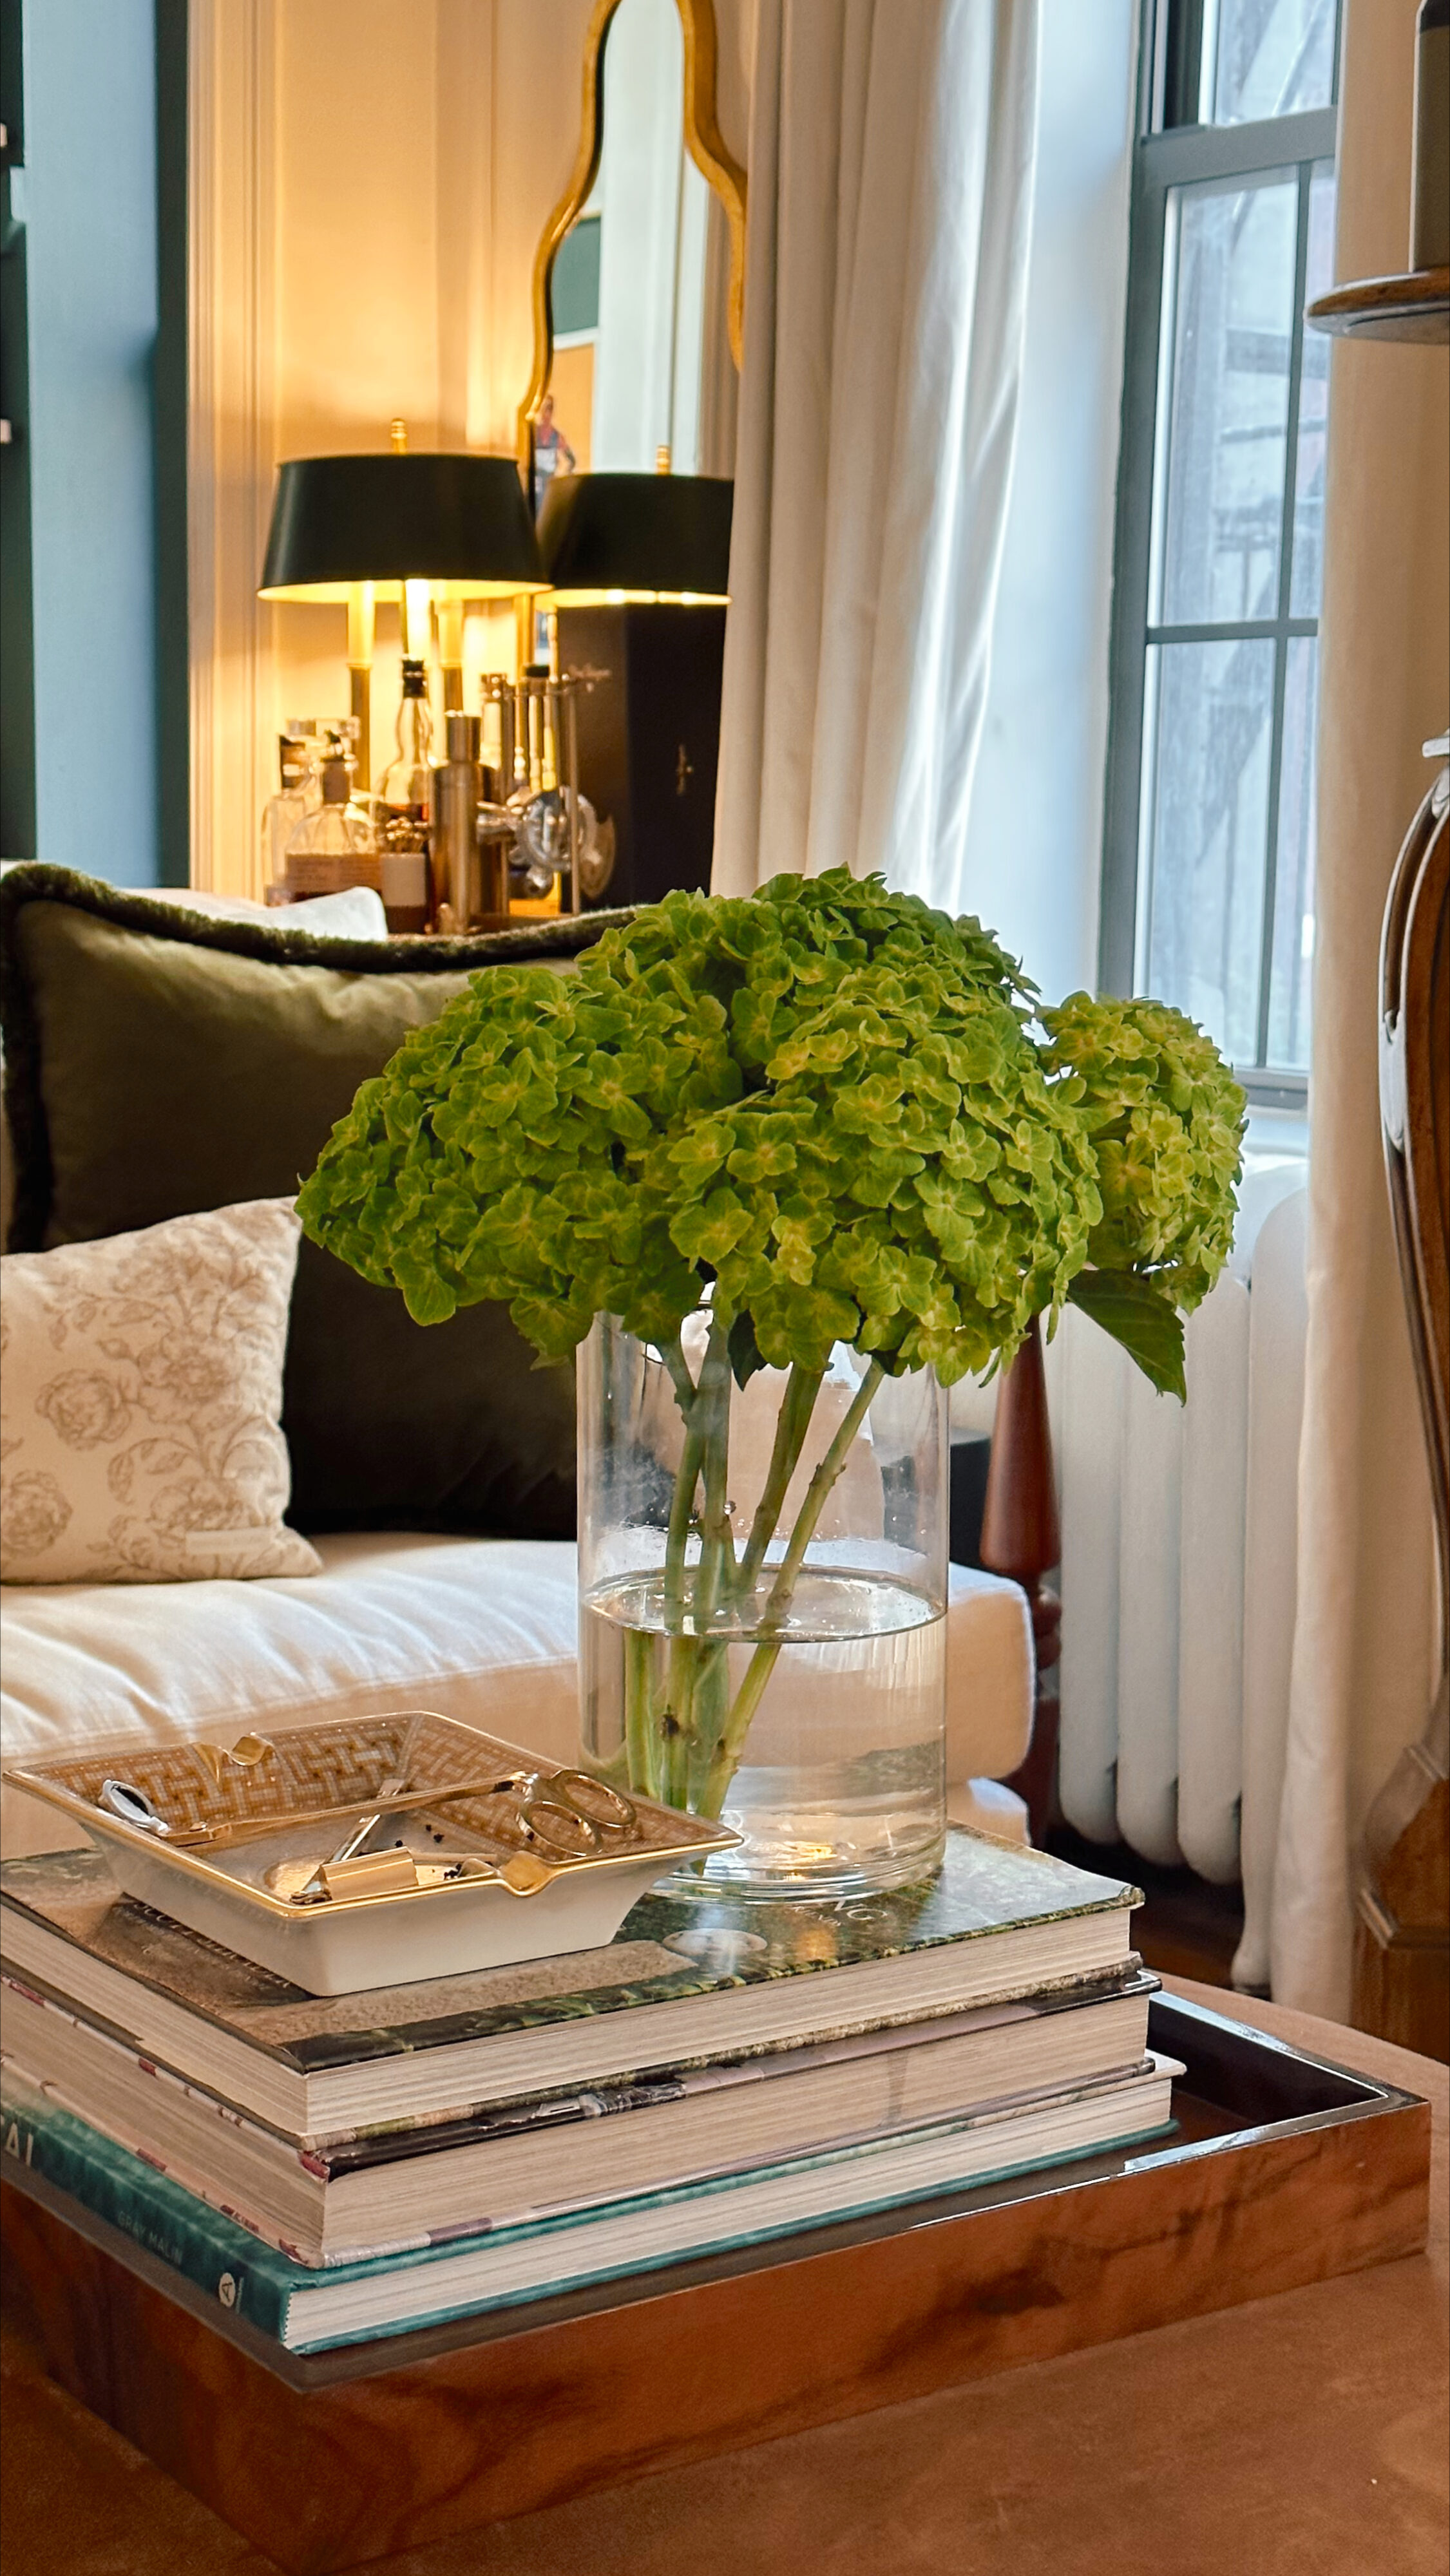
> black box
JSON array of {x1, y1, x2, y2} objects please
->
[{"x1": 557, "y1": 603, "x2": 727, "y2": 909}]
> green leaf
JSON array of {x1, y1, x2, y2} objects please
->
[
  {"x1": 1066, "y1": 1268, "x2": 1187, "y2": 1401},
  {"x1": 391, "y1": 1252, "x2": 459, "y2": 1327},
  {"x1": 727, "y1": 1309, "x2": 765, "y2": 1390}
]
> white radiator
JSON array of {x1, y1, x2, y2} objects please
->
[{"x1": 951, "y1": 1168, "x2": 1309, "y2": 1987}]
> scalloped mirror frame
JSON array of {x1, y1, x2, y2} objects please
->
[{"x1": 516, "y1": 0, "x2": 748, "y2": 497}]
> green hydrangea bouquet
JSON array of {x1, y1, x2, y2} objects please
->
[{"x1": 299, "y1": 871, "x2": 1244, "y2": 1826}]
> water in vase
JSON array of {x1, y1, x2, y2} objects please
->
[{"x1": 581, "y1": 1568, "x2": 948, "y2": 1899}]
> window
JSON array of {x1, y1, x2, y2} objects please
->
[
  {"x1": 1101, "y1": 0, "x2": 1340, "y2": 1100},
  {"x1": 0, "y1": 0, "x2": 189, "y2": 882},
  {"x1": 552, "y1": 215, "x2": 602, "y2": 340}
]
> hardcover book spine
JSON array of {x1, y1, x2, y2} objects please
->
[{"x1": 2, "y1": 2082, "x2": 298, "y2": 2340}]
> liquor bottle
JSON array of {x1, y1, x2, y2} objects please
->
[
  {"x1": 283, "y1": 734, "x2": 379, "y2": 898},
  {"x1": 260, "y1": 724, "x2": 323, "y2": 898},
  {"x1": 376, "y1": 659, "x2": 435, "y2": 930}
]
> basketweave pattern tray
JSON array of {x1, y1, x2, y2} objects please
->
[
  {"x1": 5, "y1": 1714, "x2": 739, "y2": 1996},
  {"x1": 8, "y1": 1712, "x2": 711, "y2": 1862},
  {"x1": 17, "y1": 1717, "x2": 424, "y2": 1839}
]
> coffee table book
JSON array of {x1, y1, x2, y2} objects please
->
[
  {"x1": 1, "y1": 1994, "x2": 1429, "y2": 2576},
  {"x1": 0, "y1": 1831, "x2": 1139, "y2": 2137},
  {"x1": 0, "y1": 1964, "x2": 1158, "y2": 2264},
  {"x1": 0, "y1": 2050, "x2": 1180, "y2": 2343}
]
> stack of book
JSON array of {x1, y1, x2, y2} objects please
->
[{"x1": 1, "y1": 1831, "x2": 1172, "y2": 2357}]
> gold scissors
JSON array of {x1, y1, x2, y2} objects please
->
[{"x1": 493, "y1": 1766, "x2": 637, "y2": 1859}]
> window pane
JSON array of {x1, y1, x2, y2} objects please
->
[
  {"x1": 553, "y1": 216, "x2": 602, "y2": 337},
  {"x1": 1290, "y1": 164, "x2": 1336, "y2": 615},
  {"x1": 1141, "y1": 638, "x2": 1275, "y2": 1062},
  {"x1": 1210, "y1": 0, "x2": 1338, "y2": 124},
  {"x1": 1264, "y1": 636, "x2": 1319, "y2": 1067},
  {"x1": 1152, "y1": 179, "x2": 1298, "y2": 628}
]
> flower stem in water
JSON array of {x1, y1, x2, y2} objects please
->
[
  {"x1": 733, "y1": 1362, "x2": 824, "y2": 1597},
  {"x1": 698, "y1": 1358, "x2": 885, "y2": 1817}
]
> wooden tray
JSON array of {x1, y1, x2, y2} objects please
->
[{"x1": 1, "y1": 1994, "x2": 1430, "y2": 2576}]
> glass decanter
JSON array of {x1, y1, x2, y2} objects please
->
[{"x1": 283, "y1": 735, "x2": 379, "y2": 896}]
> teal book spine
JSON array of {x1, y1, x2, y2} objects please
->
[
  {"x1": 3, "y1": 2080, "x2": 304, "y2": 2337},
  {"x1": 1, "y1": 2076, "x2": 584, "y2": 2342}
]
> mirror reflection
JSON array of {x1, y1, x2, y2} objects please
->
[{"x1": 533, "y1": 0, "x2": 737, "y2": 507}]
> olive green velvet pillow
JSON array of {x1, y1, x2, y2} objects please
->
[{"x1": 0, "y1": 869, "x2": 628, "y2": 1538}]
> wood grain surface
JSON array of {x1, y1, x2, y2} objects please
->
[
  {"x1": 1306, "y1": 265, "x2": 1450, "y2": 341},
  {"x1": 1357, "y1": 764, "x2": 1450, "y2": 2062},
  {"x1": 982, "y1": 1314, "x2": 1062, "y2": 1844}
]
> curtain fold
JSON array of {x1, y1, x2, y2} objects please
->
[
  {"x1": 1269, "y1": 0, "x2": 1447, "y2": 2019},
  {"x1": 713, "y1": 0, "x2": 1040, "y2": 905}
]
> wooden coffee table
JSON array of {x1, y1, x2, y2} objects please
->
[{"x1": 2, "y1": 1981, "x2": 1442, "y2": 2576}]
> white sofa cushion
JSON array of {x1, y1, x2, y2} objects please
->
[
  {"x1": 948, "y1": 1777, "x2": 1030, "y2": 1844},
  {"x1": 0, "y1": 1537, "x2": 1033, "y2": 1856}
]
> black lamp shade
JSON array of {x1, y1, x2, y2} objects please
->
[
  {"x1": 537, "y1": 473, "x2": 732, "y2": 603},
  {"x1": 258, "y1": 453, "x2": 545, "y2": 601}
]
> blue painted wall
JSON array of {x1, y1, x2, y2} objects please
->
[{"x1": 22, "y1": 0, "x2": 160, "y2": 884}]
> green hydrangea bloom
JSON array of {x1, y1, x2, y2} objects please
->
[
  {"x1": 299, "y1": 876, "x2": 1246, "y2": 1401},
  {"x1": 298, "y1": 870, "x2": 1105, "y2": 1387},
  {"x1": 1039, "y1": 992, "x2": 1247, "y2": 1312}
]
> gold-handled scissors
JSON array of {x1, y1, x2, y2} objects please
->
[{"x1": 494, "y1": 1766, "x2": 637, "y2": 1859}]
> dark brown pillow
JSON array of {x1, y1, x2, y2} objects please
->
[{"x1": 0, "y1": 868, "x2": 629, "y2": 1537}]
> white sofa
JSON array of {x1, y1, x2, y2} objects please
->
[{"x1": 0, "y1": 1537, "x2": 1034, "y2": 1857}]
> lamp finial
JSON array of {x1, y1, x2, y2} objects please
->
[{"x1": 390, "y1": 418, "x2": 408, "y2": 454}]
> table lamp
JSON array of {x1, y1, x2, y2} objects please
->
[
  {"x1": 536, "y1": 460, "x2": 732, "y2": 607},
  {"x1": 537, "y1": 462, "x2": 732, "y2": 908},
  {"x1": 258, "y1": 423, "x2": 546, "y2": 784}
]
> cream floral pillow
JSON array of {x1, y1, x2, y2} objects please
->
[{"x1": 0, "y1": 1200, "x2": 320, "y2": 1584}]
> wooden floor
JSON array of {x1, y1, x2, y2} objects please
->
[{"x1": 1045, "y1": 1824, "x2": 1248, "y2": 1992}]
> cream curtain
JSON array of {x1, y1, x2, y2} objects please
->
[
  {"x1": 712, "y1": 0, "x2": 1040, "y2": 904},
  {"x1": 1270, "y1": 0, "x2": 1448, "y2": 2018}
]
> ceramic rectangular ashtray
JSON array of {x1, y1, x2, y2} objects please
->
[{"x1": 5, "y1": 1712, "x2": 739, "y2": 1995}]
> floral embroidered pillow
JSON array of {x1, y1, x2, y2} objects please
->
[{"x1": 0, "y1": 1200, "x2": 321, "y2": 1584}]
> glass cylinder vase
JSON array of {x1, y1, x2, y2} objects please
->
[{"x1": 578, "y1": 1310, "x2": 948, "y2": 1899}]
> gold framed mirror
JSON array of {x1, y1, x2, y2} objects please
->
[{"x1": 517, "y1": 0, "x2": 747, "y2": 509}]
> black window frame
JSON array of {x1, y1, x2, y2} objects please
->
[{"x1": 1100, "y1": 0, "x2": 1341, "y2": 1108}]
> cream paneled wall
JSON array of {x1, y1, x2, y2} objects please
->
[
  {"x1": 189, "y1": 0, "x2": 595, "y2": 896},
  {"x1": 276, "y1": 1, "x2": 443, "y2": 455}
]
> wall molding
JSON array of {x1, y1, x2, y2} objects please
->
[{"x1": 188, "y1": 0, "x2": 276, "y2": 896}]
